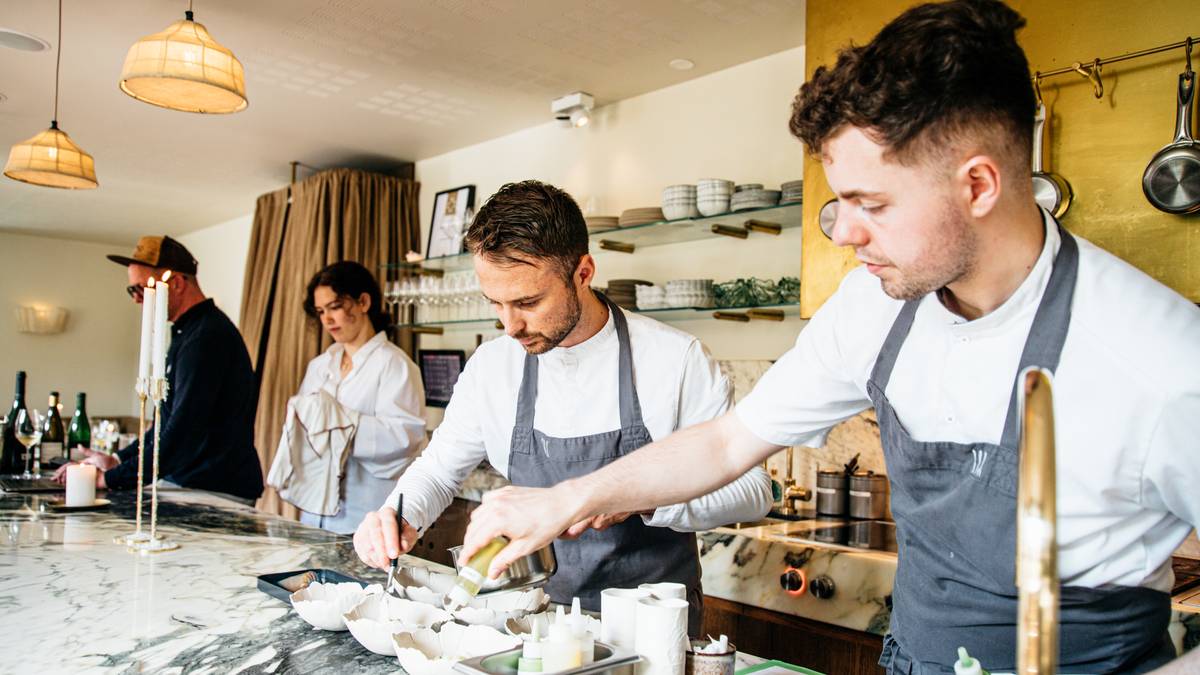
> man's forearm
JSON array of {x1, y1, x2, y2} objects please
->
[{"x1": 564, "y1": 410, "x2": 780, "y2": 525}]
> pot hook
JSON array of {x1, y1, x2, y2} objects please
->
[
  {"x1": 1071, "y1": 60, "x2": 1104, "y2": 99},
  {"x1": 1034, "y1": 72, "x2": 1044, "y2": 105}
]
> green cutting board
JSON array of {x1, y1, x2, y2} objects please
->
[{"x1": 736, "y1": 659, "x2": 825, "y2": 675}]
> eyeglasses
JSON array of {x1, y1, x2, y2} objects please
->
[{"x1": 126, "y1": 284, "x2": 146, "y2": 299}]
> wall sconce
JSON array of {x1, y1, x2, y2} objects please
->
[{"x1": 15, "y1": 305, "x2": 69, "y2": 334}]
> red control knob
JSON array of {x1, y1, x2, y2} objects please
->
[{"x1": 779, "y1": 568, "x2": 806, "y2": 596}]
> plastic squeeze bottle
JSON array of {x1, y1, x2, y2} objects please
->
[
  {"x1": 569, "y1": 597, "x2": 595, "y2": 665},
  {"x1": 517, "y1": 622, "x2": 544, "y2": 675},
  {"x1": 542, "y1": 606, "x2": 583, "y2": 673},
  {"x1": 445, "y1": 536, "x2": 509, "y2": 610}
]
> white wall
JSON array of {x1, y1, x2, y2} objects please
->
[
  {"x1": 0, "y1": 232, "x2": 140, "y2": 417},
  {"x1": 178, "y1": 213, "x2": 254, "y2": 322},
  {"x1": 414, "y1": 46, "x2": 808, "y2": 362}
]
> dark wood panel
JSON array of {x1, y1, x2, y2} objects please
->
[{"x1": 703, "y1": 596, "x2": 884, "y2": 675}]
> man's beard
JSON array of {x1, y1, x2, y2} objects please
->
[
  {"x1": 879, "y1": 202, "x2": 977, "y2": 301},
  {"x1": 512, "y1": 288, "x2": 583, "y2": 355}
]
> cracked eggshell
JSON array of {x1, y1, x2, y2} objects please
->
[
  {"x1": 393, "y1": 623, "x2": 521, "y2": 675},
  {"x1": 289, "y1": 582, "x2": 381, "y2": 631},
  {"x1": 344, "y1": 592, "x2": 454, "y2": 655}
]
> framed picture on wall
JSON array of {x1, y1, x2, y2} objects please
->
[
  {"x1": 425, "y1": 185, "x2": 476, "y2": 259},
  {"x1": 418, "y1": 349, "x2": 466, "y2": 408}
]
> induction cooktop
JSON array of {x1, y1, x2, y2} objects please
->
[{"x1": 783, "y1": 520, "x2": 898, "y2": 553}]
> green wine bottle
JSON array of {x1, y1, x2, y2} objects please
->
[
  {"x1": 67, "y1": 392, "x2": 91, "y2": 460},
  {"x1": 1, "y1": 372, "x2": 28, "y2": 474}
]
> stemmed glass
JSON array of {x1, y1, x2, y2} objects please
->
[{"x1": 14, "y1": 408, "x2": 44, "y2": 479}]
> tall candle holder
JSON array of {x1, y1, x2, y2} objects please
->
[
  {"x1": 128, "y1": 377, "x2": 178, "y2": 555},
  {"x1": 113, "y1": 380, "x2": 151, "y2": 545}
]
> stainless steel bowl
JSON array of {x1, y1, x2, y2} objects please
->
[{"x1": 447, "y1": 543, "x2": 557, "y2": 594}]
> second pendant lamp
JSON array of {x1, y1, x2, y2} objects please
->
[
  {"x1": 3, "y1": 0, "x2": 98, "y2": 189},
  {"x1": 118, "y1": 0, "x2": 247, "y2": 114}
]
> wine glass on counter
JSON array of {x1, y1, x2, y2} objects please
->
[{"x1": 14, "y1": 408, "x2": 43, "y2": 479}]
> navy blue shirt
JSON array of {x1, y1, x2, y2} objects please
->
[{"x1": 107, "y1": 299, "x2": 263, "y2": 501}]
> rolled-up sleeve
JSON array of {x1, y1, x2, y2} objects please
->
[{"x1": 642, "y1": 340, "x2": 773, "y2": 531}]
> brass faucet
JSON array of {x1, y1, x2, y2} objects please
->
[
  {"x1": 776, "y1": 447, "x2": 812, "y2": 516},
  {"x1": 1016, "y1": 367, "x2": 1058, "y2": 674}
]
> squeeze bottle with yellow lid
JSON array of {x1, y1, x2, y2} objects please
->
[{"x1": 445, "y1": 536, "x2": 509, "y2": 610}]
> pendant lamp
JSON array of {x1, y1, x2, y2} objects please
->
[
  {"x1": 4, "y1": 0, "x2": 98, "y2": 189},
  {"x1": 118, "y1": 0, "x2": 247, "y2": 114}
]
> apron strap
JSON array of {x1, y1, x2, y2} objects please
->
[
  {"x1": 869, "y1": 299, "x2": 921, "y2": 390},
  {"x1": 514, "y1": 350, "x2": 539, "y2": 431},
  {"x1": 599, "y1": 292, "x2": 647, "y2": 430},
  {"x1": 997, "y1": 224, "x2": 1079, "y2": 448}
]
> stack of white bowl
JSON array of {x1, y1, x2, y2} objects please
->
[
  {"x1": 731, "y1": 187, "x2": 781, "y2": 212},
  {"x1": 635, "y1": 284, "x2": 668, "y2": 310},
  {"x1": 697, "y1": 179, "x2": 734, "y2": 216},
  {"x1": 665, "y1": 279, "x2": 714, "y2": 308},
  {"x1": 781, "y1": 179, "x2": 803, "y2": 204},
  {"x1": 661, "y1": 184, "x2": 699, "y2": 221}
]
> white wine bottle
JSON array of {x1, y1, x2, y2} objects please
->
[{"x1": 41, "y1": 391, "x2": 66, "y2": 464}]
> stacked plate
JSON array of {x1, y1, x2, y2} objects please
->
[
  {"x1": 585, "y1": 216, "x2": 619, "y2": 234},
  {"x1": 781, "y1": 179, "x2": 803, "y2": 204},
  {"x1": 635, "y1": 284, "x2": 668, "y2": 310},
  {"x1": 735, "y1": 183, "x2": 763, "y2": 193},
  {"x1": 664, "y1": 279, "x2": 714, "y2": 308},
  {"x1": 697, "y1": 178, "x2": 734, "y2": 216},
  {"x1": 731, "y1": 188, "x2": 781, "y2": 212},
  {"x1": 661, "y1": 184, "x2": 699, "y2": 221},
  {"x1": 619, "y1": 207, "x2": 665, "y2": 228},
  {"x1": 606, "y1": 279, "x2": 652, "y2": 309}
]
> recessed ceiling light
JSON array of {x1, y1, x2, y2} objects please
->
[
  {"x1": 668, "y1": 58, "x2": 695, "y2": 71},
  {"x1": 0, "y1": 27, "x2": 52, "y2": 52}
]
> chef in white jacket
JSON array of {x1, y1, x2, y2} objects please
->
[
  {"x1": 354, "y1": 181, "x2": 772, "y2": 633},
  {"x1": 288, "y1": 261, "x2": 427, "y2": 533}
]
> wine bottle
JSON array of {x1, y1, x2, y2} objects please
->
[
  {"x1": 1, "y1": 371, "x2": 28, "y2": 475},
  {"x1": 41, "y1": 391, "x2": 65, "y2": 464},
  {"x1": 67, "y1": 392, "x2": 90, "y2": 460}
]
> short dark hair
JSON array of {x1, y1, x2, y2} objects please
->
[
  {"x1": 789, "y1": 0, "x2": 1035, "y2": 168},
  {"x1": 303, "y1": 261, "x2": 389, "y2": 333},
  {"x1": 465, "y1": 180, "x2": 588, "y2": 282}
]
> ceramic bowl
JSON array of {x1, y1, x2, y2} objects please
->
[
  {"x1": 663, "y1": 205, "x2": 700, "y2": 220},
  {"x1": 389, "y1": 565, "x2": 458, "y2": 606},
  {"x1": 393, "y1": 623, "x2": 521, "y2": 675},
  {"x1": 290, "y1": 582, "x2": 381, "y2": 631},
  {"x1": 344, "y1": 592, "x2": 454, "y2": 655},
  {"x1": 451, "y1": 587, "x2": 550, "y2": 630},
  {"x1": 697, "y1": 199, "x2": 730, "y2": 216}
]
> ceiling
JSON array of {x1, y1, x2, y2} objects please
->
[{"x1": 0, "y1": 0, "x2": 805, "y2": 245}]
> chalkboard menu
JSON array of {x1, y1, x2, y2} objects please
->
[{"x1": 418, "y1": 349, "x2": 466, "y2": 408}]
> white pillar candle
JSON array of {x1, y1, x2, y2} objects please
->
[
  {"x1": 151, "y1": 273, "x2": 170, "y2": 382},
  {"x1": 138, "y1": 279, "x2": 156, "y2": 383},
  {"x1": 65, "y1": 464, "x2": 97, "y2": 507}
]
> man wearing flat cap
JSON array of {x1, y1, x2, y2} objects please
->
[{"x1": 55, "y1": 235, "x2": 263, "y2": 504}]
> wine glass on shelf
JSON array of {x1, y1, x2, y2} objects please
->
[{"x1": 14, "y1": 408, "x2": 43, "y2": 479}]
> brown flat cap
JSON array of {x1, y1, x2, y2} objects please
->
[{"x1": 106, "y1": 235, "x2": 198, "y2": 275}]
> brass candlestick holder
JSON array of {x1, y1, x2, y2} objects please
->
[
  {"x1": 128, "y1": 377, "x2": 178, "y2": 555},
  {"x1": 114, "y1": 379, "x2": 152, "y2": 546}
]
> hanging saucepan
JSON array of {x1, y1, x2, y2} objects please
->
[
  {"x1": 818, "y1": 199, "x2": 838, "y2": 240},
  {"x1": 1031, "y1": 101, "x2": 1073, "y2": 218},
  {"x1": 1142, "y1": 56, "x2": 1200, "y2": 215}
]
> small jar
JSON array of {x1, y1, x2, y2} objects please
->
[{"x1": 815, "y1": 470, "x2": 849, "y2": 516}]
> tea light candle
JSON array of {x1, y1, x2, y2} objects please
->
[{"x1": 65, "y1": 464, "x2": 97, "y2": 507}]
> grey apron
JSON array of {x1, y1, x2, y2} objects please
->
[
  {"x1": 507, "y1": 294, "x2": 704, "y2": 635},
  {"x1": 871, "y1": 226, "x2": 1174, "y2": 674}
]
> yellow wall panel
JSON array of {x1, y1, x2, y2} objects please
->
[{"x1": 800, "y1": 0, "x2": 1200, "y2": 316}]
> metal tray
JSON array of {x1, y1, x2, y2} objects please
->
[
  {"x1": 256, "y1": 569, "x2": 366, "y2": 603},
  {"x1": 455, "y1": 641, "x2": 641, "y2": 675}
]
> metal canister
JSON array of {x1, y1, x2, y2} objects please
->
[
  {"x1": 815, "y1": 469, "x2": 849, "y2": 516},
  {"x1": 848, "y1": 471, "x2": 888, "y2": 520}
]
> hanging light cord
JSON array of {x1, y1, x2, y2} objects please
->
[
  {"x1": 186, "y1": 0, "x2": 194, "y2": 21},
  {"x1": 52, "y1": 0, "x2": 62, "y2": 127}
]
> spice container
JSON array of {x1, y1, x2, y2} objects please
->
[{"x1": 848, "y1": 471, "x2": 888, "y2": 520}]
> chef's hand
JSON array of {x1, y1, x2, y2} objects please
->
[
  {"x1": 462, "y1": 483, "x2": 584, "y2": 579},
  {"x1": 562, "y1": 512, "x2": 636, "y2": 539},
  {"x1": 353, "y1": 507, "x2": 419, "y2": 569},
  {"x1": 81, "y1": 449, "x2": 120, "y2": 472},
  {"x1": 51, "y1": 461, "x2": 109, "y2": 488}
]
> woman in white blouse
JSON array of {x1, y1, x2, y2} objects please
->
[{"x1": 289, "y1": 261, "x2": 427, "y2": 533}]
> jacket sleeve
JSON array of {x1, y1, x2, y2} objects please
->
[{"x1": 641, "y1": 340, "x2": 773, "y2": 531}]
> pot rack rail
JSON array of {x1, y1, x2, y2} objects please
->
[{"x1": 1034, "y1": 35, "x2": 1194, "y2": 100}]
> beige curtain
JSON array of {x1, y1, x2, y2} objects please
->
[{"x1": 239, "y1": 168, "x2": 421, "y2": 516}]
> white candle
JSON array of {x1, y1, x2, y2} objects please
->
[
  {"x1": 138, "y1": 278, "x2": 156, "y2": 383},
  {"x1": 151, "y1": 273, "x2": 170, "y2": 382},
  {"x1": 65, "y1": 464, "x2": 97, "y2": 507}
]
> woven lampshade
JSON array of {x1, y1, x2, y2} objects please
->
[
  {"x1": 118, "y1": 14, "x2": 247, "y2": 114},
  {"x1": 4, "y1": 122, "x2": 98, "y2": 189}
]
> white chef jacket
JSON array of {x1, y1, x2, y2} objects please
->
[
  {"x1": 385, "y1": 307, "x2": 773, "y2": 533},
  {"x1": 738, "y1": 212, "x2": 1200, "y2": 592},
  {"x1": 297, "y1": 331, "x2": 427, "y2": 533}
]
